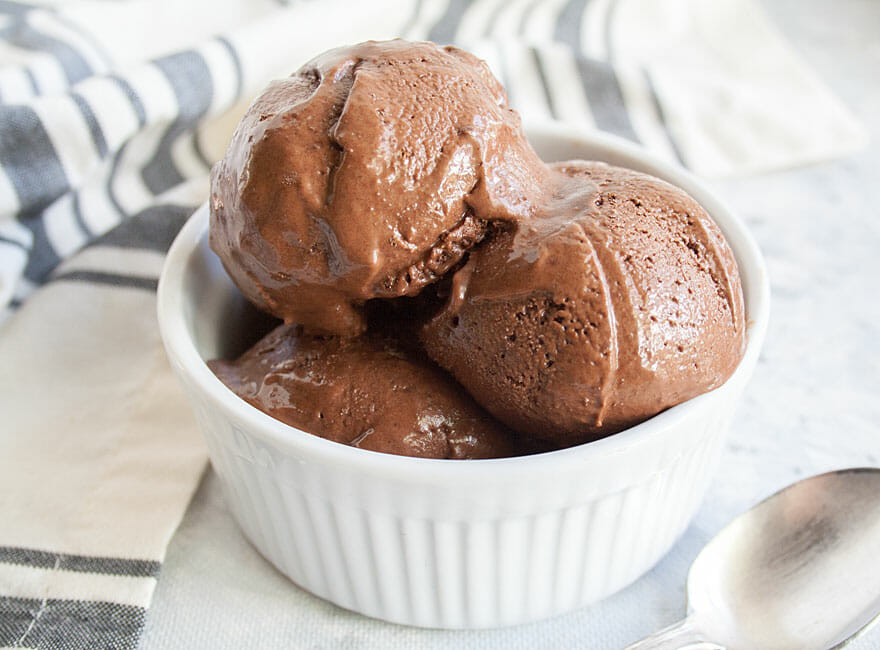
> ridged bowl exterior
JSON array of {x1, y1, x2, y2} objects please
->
[
  {"x1": 158, "y1": 125, "x2": 769, "y2": 629},
  {"x1": 187, "y1": 384, "x2": 735, "y2": 628}
]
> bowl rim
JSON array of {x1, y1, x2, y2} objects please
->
[{"x1": 157, "y1": 122, "x2": 770, "y2": 481}]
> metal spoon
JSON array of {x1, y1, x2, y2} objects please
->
[{"x1": 625, "y1": 467, "x2": 880, "y2": 650}]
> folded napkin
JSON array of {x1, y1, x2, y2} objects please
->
[{"x1": 0, "y1": 0, "x2": 866, "y2": 647}]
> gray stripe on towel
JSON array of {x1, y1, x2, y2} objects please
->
[
  {"x1": 108, "y1": 75, "x2": 147, "y2": 128},
  {"x1": 88, "y1": 203, "x2": 193, "y2": 253},
  {"x1": 428, "y1": 0, "x2": 471, "y2": 44},
  {"x1": 3, "y1": 19, "x2": 92, "y2": 85},
  {"x1": 555, "y1": 0, "x2": 589, "y2": 54},
  {"x1": 0, "y1": 596, "x2": 145, "y2": 650},
  {"x1": 0, "y1": 546, "x2": 160, "y2": 578},
  {"x1": 0, "y1": 235, "x2": 27, "y2": 250},
  {"x1": 23, "y1": 67, "x2": 39, "y2": 94},
  {"x1": 0, "y1": 104, "x2": 69, "y2": 217},
  {"x1": 51, "y1": 269, "x2": 159, "y2": 292},
  {"x1": 21, "y1": 211, "x2": 60, "y2": 282},
  {"x1": 575, "y1": 57, "x2": 639, "y2": 142},
  {"x1": 70, "y1": 91, "x2": 109, "y2": 157},
  {"x1": 141, "y1": 50, "x2": 214, "y2": 195}
]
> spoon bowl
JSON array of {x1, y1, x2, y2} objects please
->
[{"x1": 628, "y1": 468, "x2": 880, "y2": 649}]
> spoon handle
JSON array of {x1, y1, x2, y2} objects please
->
[{"x1": 623, "y1": 616, "x2": 724, "y2": 650}]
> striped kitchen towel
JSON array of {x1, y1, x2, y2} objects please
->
[
  {"x1": 0, "y1": 203, "x2": 208, "y2": 649},
  {"x1": 0, "y1": 0, "x2": 867, "y2": 647}
]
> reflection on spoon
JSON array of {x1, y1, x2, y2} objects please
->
[{"x1": 625, "y1": 468, "x2": 880, "y2": 650}]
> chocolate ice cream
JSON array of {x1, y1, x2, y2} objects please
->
[
  {"x1": 208, "y1": 39, "x2": 748, "y2": 458},
  {"x1": 420, "y1": 161, "x2": 746, "y2": 448},
  {"x1": 208, "y1": 323, "x2": 528, "y2": 459},
  {"x1": 210, "y1": 40, "x2": 548, "y2": 336}
]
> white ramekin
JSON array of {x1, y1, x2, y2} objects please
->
[{"x1": 157, "y1": 123, "x2": 770, "y2": 629}]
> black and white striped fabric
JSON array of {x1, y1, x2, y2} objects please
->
[{"x1": 0, "y1": 0, "x2": 866, "y2": 647}]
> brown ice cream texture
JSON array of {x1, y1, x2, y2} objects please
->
[
  {"x1": 420, "y1": 161, "x2": 746, "y2": 448},
  {"x1": 208, "y1": 324, "x2": 525, "y2": 459},
  {"x1": 210, "y1": 39, "x2": 548, "y2": 336},
  {"x1": 208, "y1": 39, "x2": 747, "y2": 456}
]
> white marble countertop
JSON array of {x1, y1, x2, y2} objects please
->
[{"x1": 139, "y1": 1, "x2": 880, "y2": 647}]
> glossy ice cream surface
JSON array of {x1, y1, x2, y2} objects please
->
[
  {"x1": 208, "y1": 39, "x2": 747, "y2": 458},
  {"x1": 210, "y1": 39, "x2": 548, "y2": 336},
  {"x1": 421, "y1": 162, "x2": 746, "y2": 448},
  {"x1": 208, "y1": 324, "x2": 527, "y2": 459}
]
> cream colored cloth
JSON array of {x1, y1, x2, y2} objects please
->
[{"x1": 0, "y1": 209, "x2": 206, "y2": 649}]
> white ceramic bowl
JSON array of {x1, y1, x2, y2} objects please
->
[{"x1": 157, "y1": 123, "x2": 770, "y2": 629}]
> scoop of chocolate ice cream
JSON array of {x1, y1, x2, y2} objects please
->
[
  {"x1": 208, "y1": 323, "x2": 530, "y2": 459},
  {"x1": 420, "y1": 161, "x2": 747, "y2": 448},
  {"x1": 210, "y1": 39, "x2": 548, "y2": 336}
]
